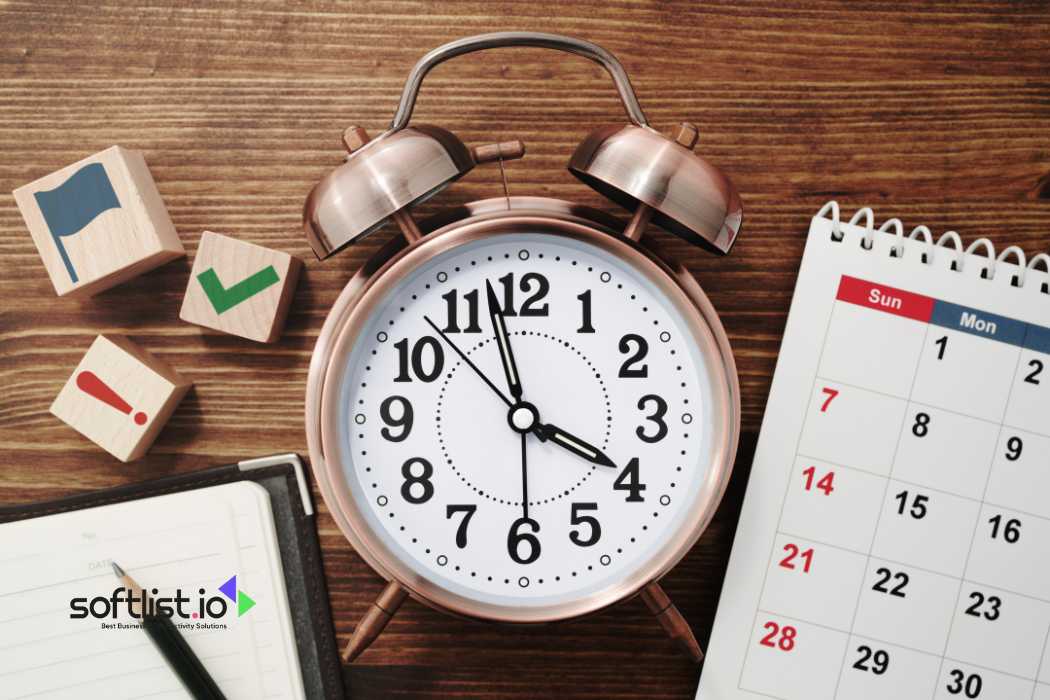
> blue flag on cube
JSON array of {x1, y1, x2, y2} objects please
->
[{"x1": 33, "y1": 162, "x2": 121, "y2": 283}]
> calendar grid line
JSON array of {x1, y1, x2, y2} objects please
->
[
  {"x1": 757, "y1": 608, "x2": 1048, "y2": 688},
  {"x1": 831, "y1": 322, "x2": 931, "y2": 700},
  {"x1": 1033, "y1": 625, "x2": 1050, "y2": 699},
  {"x1": 795, "y1": 452, "x2": 1050, "y2": 539},
  {"x1": 929, "y1": 344, "x2": 1027, "y2": 699},
  {"x1": 737, "y1": 295, "x2": 843, "y2": 696},
  {"x1": 776, "y1": 528, "x2": 1050, "y2": 610},
  {"x1": 814, "y1": 373, "x2": 1050, "y2": 444}
]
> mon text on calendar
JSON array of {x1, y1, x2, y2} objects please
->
[{"x1": 698, "y1": 205, "x2": 1050, "y2": 700}]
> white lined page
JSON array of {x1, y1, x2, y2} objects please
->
[{"x1": 0, "y1": 482, "x2": 304, "y2": 700}]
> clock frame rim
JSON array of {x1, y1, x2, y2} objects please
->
[{"x1": 306, "y1": 196, "x2": 740, "y2": 624}]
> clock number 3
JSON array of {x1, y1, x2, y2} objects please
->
[{"x1": 636, "y1": 394, "x2": 668, "y2": 443}]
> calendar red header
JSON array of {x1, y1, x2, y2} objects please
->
[{"x1": 836, "y1": 275, "x2": 935, "y2": 322}]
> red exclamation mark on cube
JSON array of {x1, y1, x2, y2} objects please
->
[{"x1": 76, "y1": 371, "x2": 147, "y2": 425}]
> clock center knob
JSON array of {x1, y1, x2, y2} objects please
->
[{"x1": 508, "y1": 402, "x2": 539, "y2": 433}]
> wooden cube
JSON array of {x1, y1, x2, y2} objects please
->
[
  {"x1": 50, "y1": 335, "x2": 191, "y2": 462},
  {"x1": 12, "y1": 146, "x2": 184, "y2": 298},
  {"x1": 179, "y1": 231, "x2": 302, "y2": 343}
]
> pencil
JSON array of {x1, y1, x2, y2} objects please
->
[{"x1": 111, "y1": 561, "x2": 227, "y2": 700}]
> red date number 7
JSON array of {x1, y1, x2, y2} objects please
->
[{"x1": 820, "y1": 387, "x2": 839, "y2": 412}]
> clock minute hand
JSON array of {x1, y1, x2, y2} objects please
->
[
  {"x1": 535, "y1": 422, "x2": 616, "y2": 468},
  {"x1": 485, "y1": 280, "x2": 523, "y2": 401}
]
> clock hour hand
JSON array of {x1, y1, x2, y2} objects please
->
[
  {"x1": 534, "y1": 422, "x2": 616, "y2": 468},
  {"x1": 485, "y1": 280, "x2": 523, "y2": 401}
]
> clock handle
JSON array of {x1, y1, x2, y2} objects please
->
[
  {"x1": 342, "y1": 580, "x2": 409, "y2": 663},
  {"x1": 640, "y1": 581, "x2": 704, "y2": 663},
  {"x1": 389, "y1": 31, "x2": 649, "y2": 131}
]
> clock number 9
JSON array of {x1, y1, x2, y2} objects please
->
[
  {"x1": 507, "y1": 517, "x2": 541, "y2": 564},
  {"x1": 400, "y1": 457, "x2": 434, "y2": 504},
  {"x1": 379, "y1": 396, "x2": 413, "y2": 442},
  {"x1": 569, "y1": 502, "x2": 601, "y2": 547},
  {"x1": 636, "y1": 395, "x2": 668, "y2": 443}
]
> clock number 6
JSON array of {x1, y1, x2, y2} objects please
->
[
  {"x1": 446, "y1": 504, "x2": 477, "y2": 549},
  {"x1": 507, "y1": 517, "x2": 541, "y2": 564}
]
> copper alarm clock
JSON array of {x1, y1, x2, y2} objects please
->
[{"x1": 303, "y1": 32, "x2": 741, "y2": 663}]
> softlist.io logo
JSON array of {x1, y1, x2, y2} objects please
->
[{"x1": 70, "y1": 574, "x2": 256, "y2": 630}]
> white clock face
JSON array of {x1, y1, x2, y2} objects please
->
[{"x1": 328, "y1": 231, "x2": 730, "y2": 615}]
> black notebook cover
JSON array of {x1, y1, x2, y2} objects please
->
[{"x1": 0, "y1": 452, "x2": 344, "y2": 700}]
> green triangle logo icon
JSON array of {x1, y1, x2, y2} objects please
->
[{"x1": 238, "y1": 591, "x2": 256, "y2": 617}]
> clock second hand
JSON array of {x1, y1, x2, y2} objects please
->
[
  {"x1": 423, "y1": 316, "x2": 512, "y2": 407},
  {"x1": 520, "y1": 430, "x2": 529, "y2": 519}
]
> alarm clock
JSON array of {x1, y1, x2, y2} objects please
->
[{"x1": 303, "y1": 32, "x2": 742, "y2": 663}]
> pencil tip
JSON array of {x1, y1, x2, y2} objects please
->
[{"x1": 111, "y1": 561, "x2": 125, "y2": 577}]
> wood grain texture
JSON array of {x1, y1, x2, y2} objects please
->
[{"x1": 1, "y1": 2, "x2": 1048, "y2": 698}]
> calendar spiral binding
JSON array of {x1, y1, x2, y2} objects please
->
[{"x1": 816, "y1": 200, "x2": 1050, "y2": 293}]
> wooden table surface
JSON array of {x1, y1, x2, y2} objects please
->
[{"x1": 2, "y1": 2, "x2": 1049, "y2": 698}]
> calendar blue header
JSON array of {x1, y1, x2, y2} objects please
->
[
  {"x1": 929, "y1": 301, "x2": 1027, "y2": 346},
  {"x1": 838, "y1": 275, "x2": 1050, "y2": 353}
]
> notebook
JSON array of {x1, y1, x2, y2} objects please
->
[
  {"x1": 698, "y1": 203, "x2": 1050, "y2": 700},
  {"x1": 0, "y1": 454, "x2": 342, "y2": 700}
]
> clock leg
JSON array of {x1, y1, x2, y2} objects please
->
[
  {"x1": 342, "y1": 580, "x2": 408, "y2": 663},
  {"x1": 640, "y1": 581, "x2": 704, "y2": 663}
]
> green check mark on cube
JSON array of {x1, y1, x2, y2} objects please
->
[{"x1": 197, "y1": 265, "x2": 280, "y2": 314}]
